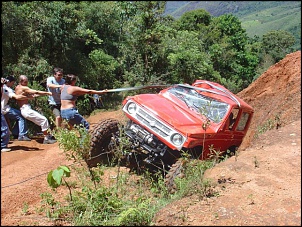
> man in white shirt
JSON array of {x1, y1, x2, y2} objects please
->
[
  {"x1": 1, "y1": 76, "x2": 31, "y2": 141},
  {"x1": 47, "y1": 67, "x2": 65, "y2": 129}
]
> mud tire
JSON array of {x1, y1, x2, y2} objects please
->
[
  {"x1": 87, "y1": 118, "x2": 120, "y2": 168},
  {"x1": 164, "y1": 158, "x2": 188, "y2": 193}
]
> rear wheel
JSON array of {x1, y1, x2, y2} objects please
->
[
  {"x1": 227, "y1": 146, "x2": 238, "y2": 156},
  {"x1": 87, "y1": 118, "x2": 120, "y2": 167}
]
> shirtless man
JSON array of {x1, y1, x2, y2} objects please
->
[{"x1": 15, "y1": 75, "x2": 57, "y2": 144}]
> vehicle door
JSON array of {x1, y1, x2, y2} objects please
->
[{"x1": 227, "y1": 109, "x2": 252, "y2": 150}]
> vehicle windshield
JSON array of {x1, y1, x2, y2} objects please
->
[{"x1": 168, "y1": 86, "x2": 229, "y2": 123}]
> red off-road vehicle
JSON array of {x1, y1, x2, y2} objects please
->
[{"x1": 88, "y1": 80, "x2": 253, "y2": 190}]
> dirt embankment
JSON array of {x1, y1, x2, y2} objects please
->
[{"x1": 238, "y1": 51, "x2": 301, "y2": 150}]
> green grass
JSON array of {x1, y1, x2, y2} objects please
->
[
  {"x1": 165, "y1": 1, "x2": 301, "y2": 50},
  {"x1": 240, "y1": 3, "x2": 301, "y2": 37}
]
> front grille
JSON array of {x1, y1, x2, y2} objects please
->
[
  {"x1": 122, "y1": 100, "x2": 186, "y2": 150},
  {"x1": 137, "y1": 108, "x2": 170, "y2": 137}
]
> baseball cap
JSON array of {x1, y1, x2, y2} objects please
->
[{"x1": 6, "y1": 75, "x2": 16, "y2": 82}]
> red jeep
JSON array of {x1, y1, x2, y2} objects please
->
[{"x1": 88, "y1": 80, "x2": 253, "y2": 186}]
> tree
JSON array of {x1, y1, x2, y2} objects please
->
[
  {"x1": 262, "y1": 30, "x2": 296, "y2": 63},
  {"x1": 161, "y1": 30, "x2": 217, "y2": 84},
  {"x1": 118, "y1": 1, "x2": 169, "y2": 85},
  {"x1": 202, "y1": 14, "x2": 259, "y2": 91},
  {"x1": 176, "y1": 9, "x2": 211, "y2": 31}
]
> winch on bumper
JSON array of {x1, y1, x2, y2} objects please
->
[{"x1": 124, "y1": 121, "x2": 169, "y2": 159}]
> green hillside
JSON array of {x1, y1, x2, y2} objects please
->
[
  {"x1": 165, "y1": 1, "x2": 301, "y2": 50},
  {"x1": 239, "y1": 2, "x2": 301, "y2": 49}
]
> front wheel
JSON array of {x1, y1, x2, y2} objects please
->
[
  {"x1": 87, "y1": 118, "x2": 120, "y2": 168},
  {"x1": 164, "y1": 158, "x2": 188, "y2": 193}
]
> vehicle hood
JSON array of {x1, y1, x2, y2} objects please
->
[{"x1": 127, "y1": 94, "x2": 221, "y2": 135}]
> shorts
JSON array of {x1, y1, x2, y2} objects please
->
[{"x1": 61, "y1": 108, "x2": 89, "y2": 130}]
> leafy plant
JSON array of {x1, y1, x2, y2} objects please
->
[
  {"x1": 172, "y1": 159, "x2": 217, "y2": 200},
  {"x1": 47, "y1": 166, "x2": 71, "y2": 188},
  {"x1": 40, "y1": 192, "x2": 69, "y2": 220},
  {"x1": 54, "y1": 125, "x2": 91, "y2": 163},
  {"x1": 47, "y1": 165, "x2": 72, "y2": 201}
]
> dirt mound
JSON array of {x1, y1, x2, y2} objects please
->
[{"x1": 237, "y1": 50, "x2": 301, "y2": 150}]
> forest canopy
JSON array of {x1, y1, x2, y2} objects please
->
[{"x1": 2, "y1": 1, "x2": 297, "y2": 118}]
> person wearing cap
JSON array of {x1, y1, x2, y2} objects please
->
[
  {"x1": 1, "y1": 75, "x2": 31, "y2": 141},
  {"x1": 15, "y1": 75, "x2": 57, "y2": 144},
  {"x1": 46, "y1": 67, "x2": 65, "y2": 129}
]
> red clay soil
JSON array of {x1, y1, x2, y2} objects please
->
[{"x1": 1, "y1": 51, "x2": 301, "y2": 226}]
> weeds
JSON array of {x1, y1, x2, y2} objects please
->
[
  {"x1": 248, "y1": 194, "x2": 255, "y2": 205},
  {"x1": 253, "y1": 156, "x2": 259, "y2": 168},
  {"x1": 39, "y1": 123, "x2": 222, "y2": 225},
  {"x1": 254, "y1": 114, "x2": 281, "y2": 138},
  {"x1": 21, "y1": 202, "x2": 29, "y2": 215}
]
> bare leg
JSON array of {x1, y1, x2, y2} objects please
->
[
  {"x1": 56, "y1": 116, "x2": 62, "y2": 128},
  {"x1": 68, "y1": 122, "x2": 74, "y2": 130}
]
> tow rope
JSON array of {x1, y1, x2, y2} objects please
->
[
  {"x1": 93, "y1": 85, "x2": 171, "y2": 107},
  {"x1": 105, "y1": 84, "x2": 171, "y2": 93},
  {"x1": 105, "y1": 83, "x2": 240, "y2": 107}
]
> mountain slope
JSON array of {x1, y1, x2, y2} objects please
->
[{"x1": 165, "y1": 1, "x2": 301, "y2": 50}]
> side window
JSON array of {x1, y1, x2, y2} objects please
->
[
  {"x1": 228, "y1": 108, "x2": 239, "y2": 130},
  {"x1": 236, "y1": 112, "x2": 251, "y2": 131},
  {"x1": 229, "y1": 109, "x2": 239, "y2": 130}
]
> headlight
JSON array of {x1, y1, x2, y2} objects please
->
[
  {"x1": 171, "y1": 133, "x2": 184, "y2": 146},
  {"x1": 127, "y1": 102, "x2": 137, "y2": 114}
]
